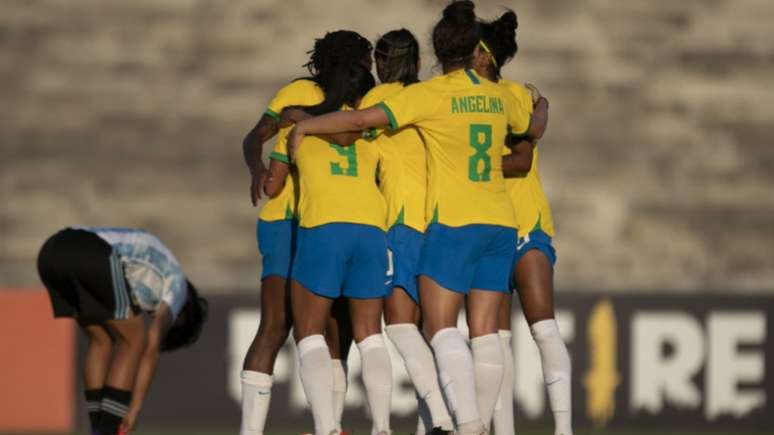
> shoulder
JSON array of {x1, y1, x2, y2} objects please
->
[
  {"x1": 361, "y1": 82, "x2": 405, "y2": 108},
  {"x1": 271, "y1": 79, "x2": 323, "y2": 107},
  {"x1": 281, "y1": 78, "x2": 320, "y2": 93},
  {"x1": 499, "y1": 79, "x2": 531, "y2": 103}
]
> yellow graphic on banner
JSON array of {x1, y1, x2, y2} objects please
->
[{"x1": 584, "y1": 299, "x2": 620, "y2": 427}]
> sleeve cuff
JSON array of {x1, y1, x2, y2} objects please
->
[
  {"x1": 270, "y1": 151, "x2": 289, "y2": 163},
  {"x1": 264, "y1": 109, "x2": 280, "y2": 122},
  {"x1": 377, "y1": 102, "x2": 399, "y2": 130},
  {"x1": 509, "y1": 112, "x2": 531, "y2": 139}
]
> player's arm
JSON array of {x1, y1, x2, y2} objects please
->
[
  {"x1": 243, "y1": 114, "x2": 280, "y2": 206},
  {"x1": 122, "y1": 303, "x2": 175, "y2": 432},
  {"x1": 527, "y1": 96, "x2": 549, "y2": 140},
  {"x1": 281, "y1": 107, "x2": 363, "y2": 146},
  {"x1": 263, "y1": 158, "x2": 290, "y2": 198},
  {"x1": 503, "y1": 137, "x2": 535, "y2": 176},
  {"x1": 287, "y1": 106, "x2": 390, "y2": 159}
]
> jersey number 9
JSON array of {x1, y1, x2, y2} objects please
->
[{"x1": 329, "y1": 143, "x2": 358, "y2": 177}]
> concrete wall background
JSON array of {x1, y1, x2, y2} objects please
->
[{"x1": 2, "y1": 0, "x2": 773, "y2": 293}]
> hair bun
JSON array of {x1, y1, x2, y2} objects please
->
[
  {"x1": 442, "y1": 0, "x2": 476, "y2": 26},
  {"x1": 496, "y1": 10, "x2": 518, "y2": 31}
]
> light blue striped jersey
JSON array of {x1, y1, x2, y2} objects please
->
[{"x1": 72, "y1": 227, "x2": 188, "y2": 320}]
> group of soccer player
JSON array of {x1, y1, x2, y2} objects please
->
[{"x1": 238, "y1": 1, "x2": 573, "y2": 435}]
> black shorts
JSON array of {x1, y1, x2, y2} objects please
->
[{"x1": 37, "y1": 229, "x2": 138, "y2": 321}]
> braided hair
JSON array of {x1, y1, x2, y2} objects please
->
[
  {"x1": 304, "y1": 30, "x2": 373, "y2": 82},
  {"x1": 375, "y1": 29, "x2": 420, "y2": 85}
]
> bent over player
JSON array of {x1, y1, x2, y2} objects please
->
[{"x1": 37, "y1": 227, "x2": 208, "y2": 435}]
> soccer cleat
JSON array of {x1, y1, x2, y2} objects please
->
[{"x1": 427, "y1": 428, "x2": 453, "y2": 435}]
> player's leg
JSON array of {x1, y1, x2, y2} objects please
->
[
  {"x1": 420, "y1": 276, "x2": 484, "y2": 434},
  {"x1": 385, "y1": 289, "x2": 453, "y2": 433},
  {"x1": 349, "y1": 297, "x2": 392, "y2": 435},
  {"x1": 384, "y1": 225, "x2": 453, "y2": 434},
  {"x1": 514, "y1": 242, "x2": 572, "y2": 435},
  {"x1": 492, "y1": 294, "x2": 515, "y2": 435},
  {"x1": 241, "y1": 276, "x2": 291, "y2": 435},
  {"x1": 38, "y1": 231, "x2": 108, "y2": 433},
  {"x1": 325, "y1": 298, "x2": 353, "y2": 431},
  {"x1": 79, "y1": 320, "x2": 114, "y2": 433},
  {"x1": 466, "y1": 289, "x2": 505, "y2": 431},
  {"x1": 241, "y1": 219, "x2": 295, "y2": 435},
  {"x1": 417, "y1": 223, "x2": 488, "y2": 435},
  {"x1": 100, "y1": 313, "x2": 145, "y2": 435},
  {"x1": 292, "y1": 280, "x2": 338, "y2": 435},
  {"x1": 345, "y1": 225, "x2": 394, "y2": 435},
  {"x1": 466, "y1": 226, "x2": 519, "y2": 432}
]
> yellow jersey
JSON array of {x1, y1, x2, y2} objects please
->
[
  {"x1": 259, "y1": 79, "x2": 323, "y2": 222},
  {"x1": 360, "y1": 82, "x2": 427, "y2": 233},
  {"x1": 500, "y1": 80, "x2": 555, "y2": 237},
  {"x1": 277, "y1": 115, "x2": 386, "y2": 230},
  {"x1": 379, "y1": 69, "x2": 531, "y2": 228}
]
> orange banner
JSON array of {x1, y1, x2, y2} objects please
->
[{"x1": 0, "y1": 289, "x2": 75, "y2": 432}]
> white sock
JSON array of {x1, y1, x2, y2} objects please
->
[
  {"x1": 471, "y1": 333, "x2": 504, "y2": 430},
  {"x1": 332, "y1": 359, "x2": 348, "y2": 431},
  {"x1": 357, "y1": 334, "x2": 392, "y2": 435},
  {"x1": 531, "y1": 319, "x2": 573, "y2": 435},
  {"x1": 240, "y1": 370, "x2": 273, "y2": 435},
  {"x1": 430, "y1": 327, "x2": 482, "y2": 429},
  {"x1": 385, "y1": 324, "x2": 453, "y2": 431},
  {"x1": 492, "y1": 330, "x2": 515, "y2": 435},
  {"x1": 298, "y1": 335, "x2": 337, "y2": 435}
]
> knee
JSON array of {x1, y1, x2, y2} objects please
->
[
  {"x1": 90, "y1": 332, "x2": 113, "y2": 352},
  {"x1": 530, "y1": 318, "x2": 561, "y2": 343},
  {"x1": 257, "y1": 315, "x2": 291, "y2": 347},
  {"x1": 467, "y1": 315, "x2": 498, "y2": 339}
]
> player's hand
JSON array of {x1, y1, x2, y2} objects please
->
[
  {"x1": 120, "y1": 411, "x2": 137, "y2": 433},
  {"x1": 525, "y1": 83, "x2": 542, "y2": 104},
  {"x1": 250, "y1": 164, "x2": 269, "y2": 206}
]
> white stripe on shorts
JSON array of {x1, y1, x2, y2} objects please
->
[{"x1": 109, "y1": 253, "x2": 129, "y2": 319}]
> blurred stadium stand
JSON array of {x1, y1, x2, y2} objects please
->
[{"x1": 2, "y1": 0, "x2": 773, "y2": 293}]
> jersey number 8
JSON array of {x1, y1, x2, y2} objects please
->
[{"x1": 468, "y1": 124, "x2": 492, "y2": 182}]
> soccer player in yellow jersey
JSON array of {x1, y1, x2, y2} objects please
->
[
  {"x1": 361, "y1": 29, "x2": 454, "y2": 435},
  {"x1": 238, "y1": 31, "x2": 373, "y2": 435},
  {"x1": 284, "y1": 3, "x2": 547, "y2": 434},
  {"x1": 266, "y1": 64, "x2": 393, "y2": 435},
  {"x1": 475, "y1": 11, "x2": 573, "y2": 435}
]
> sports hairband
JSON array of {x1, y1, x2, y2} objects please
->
[{"x1": 479, "y1": 40, "x2": 498, "y2": 68}]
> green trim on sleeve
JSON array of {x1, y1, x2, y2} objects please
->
[
  {"x1": 270, "y1": 151, "x2": 290, "y2": 163},
  {"x1": 377, "y1": 102, "x2": 399, "y2": 130},
  {"x1": 264, "y1": 109, "x2": 280, "y2": 122},
  {"x1": 510, "y1": 112, "x2": 531, "y2": 139}
]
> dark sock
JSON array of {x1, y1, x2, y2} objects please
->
[
  {"x1": 97, "y1": 386, "x2": 132, "y2": 435},
  {"x1": 85, "y1": 388, "x2": 104, "y2": 434}
]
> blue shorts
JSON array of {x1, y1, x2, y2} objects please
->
[
  {"x1": 291, "y1": 223, "x2": 390, "y2": 299},
  {"x1": 257, "y1": 219, "x2": 297, "y2": 280},
  {"x1": 386, "y1": 225, "x2": 424, "y2": 304},
  {"x1": 513, "y1": 230, "x2": 557, "y2": 267},
  {"x1": 418, "y1": 223, "x2": 517, "y2": 294}
]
